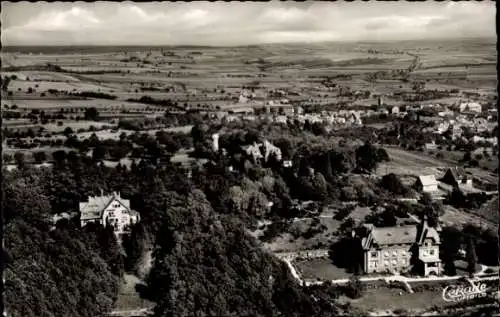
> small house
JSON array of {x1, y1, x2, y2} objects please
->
[
  {"x1": 459, "y1": 102, "x2": 482, "y2": 113},
  {"x1": 441, "y1": 167, "x2": 472, "y2": 187},
  {"x1": 415, "y1": 175, "x2": 438, "y2": 193}
]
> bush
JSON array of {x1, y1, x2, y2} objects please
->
[
  {"x1": 393, "y1": 308, "x2": 409, "y2": 316},
  {"x1": 387, "y1": 280, "x2": 407, "y2": 291},
  {"x1": 380, "y1": 173, "x2": 407, "y2": 196},
  {"x1": 343, "y1": 276, "x2": 365, "y2": 299}
]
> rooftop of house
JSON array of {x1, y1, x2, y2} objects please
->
[
  {"x1": 367, "y1": 226, "x2": 418, "y2": 247},
  {"x1": 417, "y1": 175, "x2": 438, "y2": 186},
  {"x1": 79, "y1": 191, "x2": 137, "y2": 221},
  {"x1": 447, "y1": 166, "x2": 467, "y2": 180},
  {"x1": 361, "y1": 219, "x2": 440, "y2": 250}
]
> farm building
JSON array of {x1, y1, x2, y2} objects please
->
[
  {"x1": 415, "y1": 175, "x2": 438, "y2": 193},
  {"x1": 459, "y1": 102, "x2": 482, "y2": 113},
  {"x1": 441, "y1": 167, "x2": 472, "y2": 187}
]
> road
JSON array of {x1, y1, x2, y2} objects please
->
[
  {"x1": 283, "y1": 258, "x2": 498, "y2": 287},
  {"x1": 108, "y1": 307, "x2": 152, "y2": 317}
]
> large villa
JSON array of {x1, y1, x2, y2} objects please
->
[{"x1": 360, "y1": 217, "x2": 442, "y2": 276}]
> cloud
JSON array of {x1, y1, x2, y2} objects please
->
[
  {"x1": 21, "y1": 7, "x2": 101, "y2": 31},
  {"x1": 1, "y1": 1, "x2": 495, "y2": 46}
]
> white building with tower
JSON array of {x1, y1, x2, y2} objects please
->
[{"x1": 212, "y1": 133, "x2": 220, "y2": 152}]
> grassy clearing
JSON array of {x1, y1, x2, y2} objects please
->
[
  {"x1": 75, "y1": 125, "x2": 193, "y2": 141},
  {"x1": 347, "y1": 287, "x2": 451, "y2": 313},
  {"x1": 8, "y1": 80, "x2": 113, "y2": 93},
  {"x1": 376, "y1": 147, "x2": 450, "y2": 177},
  {"x1": 441, "y1": 205, "x2": 496, "y2": 230},
  {"x1": 114, "y1": 274, "x2": 155, "y2": 311},
  {"x1": 294, "y1": 258, "x2": 352, "y2": 281},
  {"x1": 6, "y1": 120, "x2": 112, "y2": 133}
]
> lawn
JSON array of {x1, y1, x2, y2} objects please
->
[
  {"x1": 293, "y1": 258, "x2": 352, "y2": 281},
  {"x1": 455, "y1": 260, "x2": 482, "y2": 275},
  {"x1": 114, "y1": 274, "x2": 155, "y2": 312},
  {"x1": 441, "y1": 205, "x2": 496, "y2": 230},
  {"x1": 346, "y1": 287, "x2": 452, "y2": 313}
]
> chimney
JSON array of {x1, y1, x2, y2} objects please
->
[{"x1": 100, "y1": 188, "x2": 104, "y2": 196}]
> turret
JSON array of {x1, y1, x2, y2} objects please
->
[{"x1": 212, "y1": 133, "x2": 220, "y2": 152}]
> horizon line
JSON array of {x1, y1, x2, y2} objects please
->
[{"x1": 2, "y1": 36, "x2": 495, "y2": 49}]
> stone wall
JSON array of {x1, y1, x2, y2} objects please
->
[{"x1": 275, "y1": 249, "x2": 330, "y2": 261}]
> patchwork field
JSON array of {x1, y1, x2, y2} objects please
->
[
  {"x1": 74, "y1": 125, "x2": 193, "y2": 141},
  {"x1": 2, "y1": 98, "x2": 158, "y2": 110}
]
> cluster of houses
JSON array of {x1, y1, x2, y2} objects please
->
[
  {"x1": 359, "y1": 164, "x2": 498, "y2": 277},
  {"x1": 414, "y1": 166, "x2": 492, "y2": 198}
]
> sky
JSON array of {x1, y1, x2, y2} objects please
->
[{"x1": 1, "y1": 1, "x2": 496, "y2": 46}]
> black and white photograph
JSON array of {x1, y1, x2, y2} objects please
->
[{"x1": 1, "y1": 1, "x2": 498, "y2": 316}]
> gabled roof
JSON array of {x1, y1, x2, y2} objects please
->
[
  {"x1": 417, "y1": 225, "x2": 441, "y2": 245},
  {"x1": 370, "y1": 226, "x2": 418, "y2": 246},
  {"x1": 446, "y1": 167, "x2": 467, "y2": 180},
  {"x1": 79, "y1": 192, "x2": 136, "y2": 221},
  {"x1": 361, "y1": 220, "x2": 440, "y2": 250},
  {"x1": 417, "y1": 175, "x2": 438, "y2": 187}
]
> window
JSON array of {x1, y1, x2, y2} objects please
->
[
  {"x1": 401, "y1": 259, "x2": 406, "y2": 265},
  {"x1": 383, "y1": 251, "x2": 389, "y2": 257},
  {"x1": 392, "y1": 251, "x2": 397, "y2": 257},
  {"x1": 384, "y1": 260, "x2": 389, "y2": 267},
  {"x1": 371, "y1": 251, "x2": 378, "y2": 257},
  {"x1": 400, "y1": 250, "x2": 406, "y2": 256},
  {"x1": 429, "y1": 249, "x2": 435, "y2": 255},
  {"x1": 370, "y1": 261, "x2": 378, "y2": 268},
  {"x1": 391, "y1": 260, "x2": 397, "y2": 266}
]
